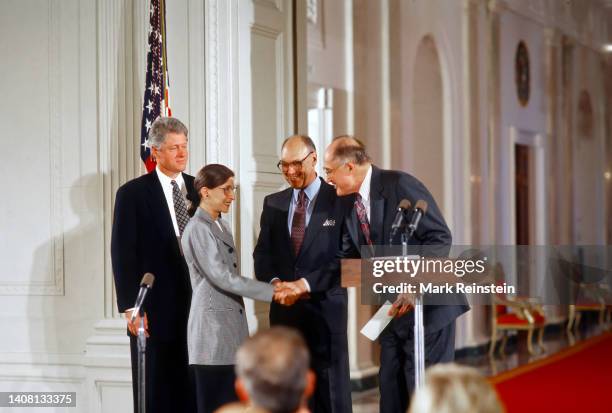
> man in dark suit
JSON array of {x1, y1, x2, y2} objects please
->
[
  {"x1": 111, "y1": 117, "x2": 196, "y2": 412},
  {"x1": 323, "y1": 136, "x2": 469, "y2": 413},
  {"x1": 253, "y1": 135, "x2": 352, "y2": 413}
]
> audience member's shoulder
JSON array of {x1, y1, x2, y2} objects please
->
[{"x1": 215, "y1": 402, "x2": 268, "y2": 413}]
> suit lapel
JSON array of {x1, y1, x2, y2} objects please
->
[
  {"x1": 369, "y1": 166, "x2": 385, "y2": 244},
  {"x1": 278, "y1": 189, "x2": 295, "y2": 259},
  {"x1": 298, "y1": 179, "x2": 330, "y2": 257},
  {"x1": 194, "y1": 208, "x2": 235, "y2": 248},
  {"x1": 211, "y1": 218, "x2": 236, "y2": 249},
  {"x1": 345, "y1": 194, "x2": 360, "y2": 251}
]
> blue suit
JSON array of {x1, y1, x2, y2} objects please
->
[{"x1": 340, "y1": 165, "x2": 469, "y2": 413}]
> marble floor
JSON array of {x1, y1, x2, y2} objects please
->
[{"x1": 350, "y1": 322, "x2": 609, "y2": 413}]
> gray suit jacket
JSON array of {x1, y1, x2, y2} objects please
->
[{"x1": 182, "y1": 208, "x2": 273, "y2": 365}]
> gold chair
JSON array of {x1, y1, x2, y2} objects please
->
[
  {"x1": 567, "y1": 283, "x2": 608, "y2": 333},
  {"x1": 490, "y1": 294, "x2": 546, "y2": 356}
]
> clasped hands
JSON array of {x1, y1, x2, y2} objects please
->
[{"x1": 272, "y1": 279, "x2": 310, "y2": 306}]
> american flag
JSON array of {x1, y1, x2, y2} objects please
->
[{"x1": 140, "y1": 0, "x2": 171, "y2": 172}]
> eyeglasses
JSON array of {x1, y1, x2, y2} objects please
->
[
  {"x1": 323, "y1": 162, "x2": 346, "y2": 177},
  {"x1": 277, "y1": 151, "x2": 314, "y2": 172},
  {"x1": 217, "y1": 185, "x2": 237, "y2": 195}
]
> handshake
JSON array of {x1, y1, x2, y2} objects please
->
[{"x1": 272, "y1": 279, "x2": 310, "y2": 306}]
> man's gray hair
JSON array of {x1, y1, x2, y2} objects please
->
[
  {"x1": 148, "y1": 117, "x2": 189, "y2": 148},
  {"x1": 331, "y1": 135, "x2": 371, "y2": 165},
  {"x1": 235, "y1": 327, "x2": 309, "y2": 413}
]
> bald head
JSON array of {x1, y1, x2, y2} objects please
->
[
  {"x1": 323, "y1": 135, "x2": 371, "y2": 196},
  {"x1": 281, "y1": 135, "x2": 316, "y2": 153},
  {"x1": 325, "y1": 135, "x2": 371, "y2": 166},
  {"x1": 279, "y1": 135, "x2": 318, "y2": 189}
]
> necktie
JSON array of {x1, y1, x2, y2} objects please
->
[
  {"x1": 171, "y1": 180, "x2": 190, "y2": 236},
  {"x1": 354, "y1": 193, "x2": 373, "y2": 246},
  {"x1": 290, "y1": 190, "x2": 307, "y2": 256}
]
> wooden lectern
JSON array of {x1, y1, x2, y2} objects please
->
[{"x1": 340, "y1": 259, "x2": 362, "y2": 288}]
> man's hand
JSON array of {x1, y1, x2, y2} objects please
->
[
  {"x1": 388, "y1": 292, "x2": 415, "y2": 318},
  {"x1": 125, "y1": 309, "x2": 149, "y2": 337},
  {"x1": 272, "y1": 279, "x2": 296, "y2": 306},
  {"x1": 273, "y1": 285, "x2": 300, "y2": 306},
  {"x1": 272, "y1": 279, "x2": 309, "y2": 306}
]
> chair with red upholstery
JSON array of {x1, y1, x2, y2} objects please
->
[
  {"x1": 489, "y1": 264, "x2": 546, "y2": 357},
  {"x1": 567, "y1": 283, "x2": 608, "y2": 333}
]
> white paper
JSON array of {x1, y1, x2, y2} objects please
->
[{"x1": 360, "y1": 301, "x2": 393, "y2": 341}]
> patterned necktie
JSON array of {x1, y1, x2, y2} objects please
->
[
  {"x1": 354, "y1": 193, "x2": 373, "y2": 246},
  {"x1": 171, "y1": 180, "x2": 190, "y2": 236},
  {"x1": 290, "y1": 190, "x2": 307, "y2": 256}
]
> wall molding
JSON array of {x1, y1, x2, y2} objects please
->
[
  {"x1": 0, "y1": 0, "x2": 64, "y2": 296},
  {"x1": 498, "y1": 0, "x2": 610, "y2": 52}
]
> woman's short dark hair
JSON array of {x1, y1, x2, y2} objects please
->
[{"x1": 187, "y1": 164, "x2": 235, "y2": 216}]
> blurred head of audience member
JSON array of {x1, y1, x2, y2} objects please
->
[
  {"x1": 409, "y1": 363, "x2": 504, "y2": 413},
  {"x1": 217, "y1": 326, "x2": 315, "y2": 413}
]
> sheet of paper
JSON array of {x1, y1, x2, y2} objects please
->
[{"x1": 360, "y1": 301, "x2": 393, "y2": 341}]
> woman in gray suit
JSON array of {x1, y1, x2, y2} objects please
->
[{"x1": 181, "y1": 164, "x2": 290, "y2": 413}]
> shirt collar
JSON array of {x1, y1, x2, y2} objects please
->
[
  {"x1": 293, "y1": 175, "x2": 321, "y2": 202},
  {"x1": 155, "y1": 166, "x2": 185, "y2": 188},
  {"x1": 358, "y1": 165, "x2": 372, "y2": 202}
]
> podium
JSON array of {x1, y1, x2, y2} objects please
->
[{"x1": 341, "y1": 258, "x2": 427, "y2": 389}]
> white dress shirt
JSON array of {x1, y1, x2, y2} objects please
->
[
  {"x1": 357, "y1": 165, "x2": 373, "y2": 222},
  {"x1": 155, "y1": 167, "x2": 187, "y2": 237}
]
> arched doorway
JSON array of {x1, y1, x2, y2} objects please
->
[{"x1": 412, "y1": 35, "x2": 446, "y2": 214}]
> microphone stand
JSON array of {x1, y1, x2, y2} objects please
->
[
  {"x1": 402, "y1": 229, "x2": 425, "y2": 390},
  {"x1": 137, "y1": 309, "x2": 146, "y2": 413}
]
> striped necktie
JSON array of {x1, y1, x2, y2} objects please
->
[
  {"x1": 171, "y1": 180, "x2": 189, "y2": 236},
  {"x1": 290, "y1": 190, "x2": 307, "y2": 256},
  {"x1": 354, "y1": 193, "x2": 372, "y2": 246}
]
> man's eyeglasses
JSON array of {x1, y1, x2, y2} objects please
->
[
  {"x1": 323, "y1": 162, "x2": 346, "y2": 177},
  {"x1": 277, "y1": 151, "x2": 314, "y2": 172}
]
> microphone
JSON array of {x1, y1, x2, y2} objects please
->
[
  {"x1": 130, "y1": 273, "x2": 155, "y2": 323},
  {"x1": 407, "y1": 200, "x2": 428, "y2": 238},
  {"x1": 389, "y1": 199, "x2": 412, "y2": 243}
]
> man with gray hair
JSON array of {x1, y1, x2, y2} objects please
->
[
  {"x1": 231, "y1": 327, "x2": 315, "y2": 413},
  {"x1": 112, "y1": 116, "x2": 196, "y2": 412},
  {"x1": 324, "y1": 135, "x2": 469, "y2": 413}
]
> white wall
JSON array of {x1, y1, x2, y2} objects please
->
[{"x1": 0, "y1": 0, "x2": 100, "y2": 406}]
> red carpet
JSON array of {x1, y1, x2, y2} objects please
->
[{"x1": 490, "y1": 332, "x2": 612, "y2": 413}]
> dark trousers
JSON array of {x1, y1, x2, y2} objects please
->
[
  {"x1": 129, "y1": 335, "x2": 195, "y2": 413},
  {"x1": 192, "y1": 364, "x2": 238, "y2": 413},
  {"x1": 308, "y1": 333, "x2": 353, "y2": 413},
  {"x1": 378, "y1": 321, "x2": 456, "y2": 413}
]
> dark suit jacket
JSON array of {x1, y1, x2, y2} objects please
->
[
  {"x1": 111, "y1": 171, "x2": 197, "y2": 341},
  {"x1": 253, "y1": 178, "x2": 348, "y2": 359},
  {"x1": 341, "y1": 165, "x2": 469, "y2": 335}
]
